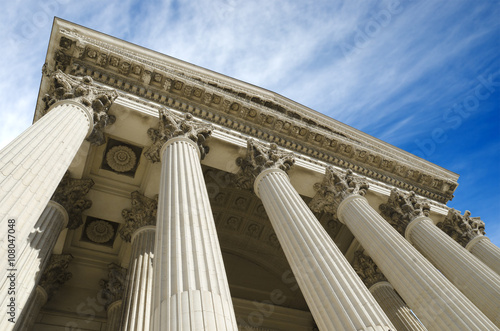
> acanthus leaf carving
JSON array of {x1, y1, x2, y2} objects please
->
[
  {"x1": 379, "y1": 189, "x2": 430, "y2": 235},
  {"x1": 39, "y1": 254, "x2": 73, "y2": 300},
  {"x1": 437, "y1": 209, "x2": 485, "y2": 247},
  {"x1": 119, "y1": 191, "x2": 158, "y2": 242},
  {"x1": 52, "y1": 172, "x2": 94, "y2": 229},
  {"x1": 99, "y1": 263, "x2": 128, "y2": 308},
  {"x1": 234, "y1": 139, "x2": 295, "y2": 191},
  {"x1": 309, "y1": 167, "x2": 369, "y2": 217},
  {"x1": 143, "y1": 108, "x2": 212, "y2": 163},
  {"x1": 42, "y1": 70, "x2": 119, "y2": 145},
  {"x1": 352, "y1": 251, "x2": 387, "y2": 288}
]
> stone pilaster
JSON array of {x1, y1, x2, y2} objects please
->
[
  {"x1": 310, "y1": 167, "x2": 498, "y2": 330},
  {"x1": 119, "y1": 192, "x2": 157, "y2": 331},
  {"x1": 0, "y1": 70, "x2": 117, "y2": 288},
  {"x1": 149, "y1": 108, "x2": 238, "y2": 331},
  {"x1": 353, "y1": 251, "x2": 427, "y2": 331},
  {"x1": 238, "y1": 141, "x2": 393, "y2": 331},
  {"x1": 0, "y1": 201, "x2": 68, "y2": 331},
  {"x1": 381, "y1": 189, "x2": 500, "y2": 326},
  {"x1": 438, "y1": 209, "x2": 500, "y2": 275},
  {"x1": 14, "y1": 254, "x2": 73, "y2": 331},
  {"x1": 100, "y1": 263, "x2": 127, "y2": 331}
]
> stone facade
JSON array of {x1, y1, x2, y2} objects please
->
[{"x1": 1, "y1": 18, "x2": 499, "y2": 331}]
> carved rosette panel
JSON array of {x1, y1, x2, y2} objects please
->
[
  {"x1": 52, "y1": 172, "x2": 94, "y2": 229},
  {"x1": 38, "y1": 254, "x2": 73, "y2": 300},
  {"x1": 234, "y1": 139, "x2": 295, "y2": 190},
  {"x1": 42, "y1": 70, "x2": 119, "y2": 145},
  {"x1": 86, "y1": 220, "x2": 115, "y2": 243},
  {"x1": 352, "y1": 251, "x2": 387, "y2": 288},
  {"x1": 106, "y1": 145, "x2": 137, "y2": 172},
  {"x1": 437, "y1": 209, "x2": 486, "y2": 247},
  {"x1": 100, "y1": 263, "x2": 128, "y2": 308},
  {"x1": 119, "y1": 191, "x2": 158, "y2": 242},
  {"x1": 309, "y1": 167, "x2": 369, "y2": 217},
  {"x1": 379, "y1": 189, "x2": 431, "y2": 235},
  {"x1": 144, "y1": 108, "x2": 213, "y2": 162}
]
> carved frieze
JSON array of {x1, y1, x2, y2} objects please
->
[
  {"x1": 144, "y1": 108, "x2": 212, "y2": 162},
  {"x1": 42, "y1": 70, "x2": 119, "y2": 145},
  {"x1": 234, "y1": 139, "x2": 295, "y2": 190},
  {"x1": 48, "y1": 30, "x2": 459, "y2": 203},
  {"x1": 437, "y1": 209, "x2": 485, "y2": 247},
  {"x1": 353, "y1": 251, "x2": 387, "y2": 288},
  {"x1": 379, "y1": 189, "x2": 430, "y2": 235},
  {"x1": 99, "y1": 263, "x2": 127, "y2": 308},
  {"x1": 52, "y1": 172, "x2": 94, "y2": 229},
  {"x1": 39, "y1": 254, "x2": 73, "y2": 300},
  {"x1": 309, "y1": 167, "x2": 369, "y2": 217},
  {"x1": 119, "y1": 191, "x2": 158, "y2": 242}
]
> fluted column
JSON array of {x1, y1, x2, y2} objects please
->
[
  {"x1": 0, "y1": 70, "x2": 117, "y2": 272},
  {"x1": 437, "y1": 209, "x2": 500, "y2": 275},
  {"x1": 467, "y1": 236, "x2": 500, "y2": 275},
  {"x1": 380, "y1": 190, "x2": 500, "y2": 326},
  {"x1": 353, "y1": 251, "x2": 427, "y2": 331},
  {"x1": 119, "y1": 191, "x2": 157, "y2": 331},
  {"x1": 14, "y1": 254, "x2": 73, "y2": 331},
  {"x1": 147, "y1": 109, "x2": 237, "y2": 330},
  {"x1": 100, "y1": 263, "x2": 128, "y2": 331},
  {"x1": 0, "y1": 201, "x2": 68, "y2": 330},
  {"x1": 310, "y1": 167, "x2": 498, "y2": 330},
  {"x1": 236, "y1": 140, "x2": 393, "y2": 331}
]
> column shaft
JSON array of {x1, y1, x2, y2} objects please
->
[
  {"x1": 369, "y1": 282, "x2": 427, "y2": 331},
  {"x1": 13, "y1": 285, "x2": 48, "y2": 331},
  {"x1": 0, "y1": 101, "x2": 90, "y2": 260},
  {"x1": 1, "y1": 201, "x2": 67, "y2": 331},
  {"x1": 338, "y1": 195, "x2": 498, "y2": 330},
  {"x1": 256, "y1": 169, "x2": 393, "y2": 331},
  {"x1": 121, "y1": 226, "x2": 155, "y2": 331},
  {"x1": 152, "y1": 137, "x2": 237, "y2": 331},
  {"x1": 467, "y1": 236, "x2": 500, "y2": 275},
  {"x1": 106, "y1": 300, "x2": 123, "y2": 331},
  {"x1": 407, "y1": 216, "x2": 500, "y2": 325}
]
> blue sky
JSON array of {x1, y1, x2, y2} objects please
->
[{"x1": 0, "y1": 0, "x2": 499, "y2": 245}]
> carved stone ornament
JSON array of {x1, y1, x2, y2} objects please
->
[
  {"x1": 143, "y1": 108, "x2": 213, "y2": 162},
  {"x1": 52, "y1": 172, "x2": 94, "y2": 229},
  {"x1": 309, "y1": 167, "x2": 369, "y2": 217},
  {"x1": 119, "y1": 191, "x2": 158, "y2": 242},
  {"x1": 234, "y1": 139, "x2": 295, "y2": 190},
  {"x1": 379, "y1": 189, "x2": 431, "y2": 235},
  {"x1": 106, "y1": 145, "x2": 137, "y2": 172},
  {"x1": 86, "y1": 219, "x2": 115, "y2": 243},
  {"x1": 99, "y1": 263, "x2": 128, "y2": 308},
  {"x1": 42, "y1": 70, "x2": 119, "y2": 145},
  {"x1": 38, "y1": 254, "x2": 73, "y2": 300},
  {"x1": 437, "y1": 209, "x2": 486, "y2": 247},
  {"x1": 352, "y1": 251, "x2": 387, "y2": 288}
]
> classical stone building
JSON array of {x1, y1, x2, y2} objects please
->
[{"x1": 1, "y1": 18, "x2": 500, "y2": 331}]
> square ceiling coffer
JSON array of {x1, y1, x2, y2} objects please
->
[{"x1": 101, "y1": 138, "x2": 143, "y2": 177}]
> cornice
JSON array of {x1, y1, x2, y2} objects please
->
[{"x1": 36, "y1": 18, "x2": 459, "y2": 203}]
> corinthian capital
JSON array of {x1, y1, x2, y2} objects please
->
[
  {"x1": 379, "y1": 189, "x2": 430, "y2": 235},
  {"x1": 99, "y1": 263, "x2": 128, "y2": 308},
  {"x1": 309, "y1": 167, "x2": 369, "y2": 217},
  {"x1": 234, "y1": 139, "x2": 295, "y2": 190},
  {"x1": 353, "y1": 251, "x2": 387, "y2": 288},
  {"x1": 42, "y1": 70, "x2": 119, "y2": 145},
  {"x1": 144, "y1": 108, "x2": 213, "y2": 162},
  {"x1": 39, "y1": 254, "x2": 73, "y2": 300},
  {"x1": 52, "y1": 172, "x2": 94, "y2": 229},
  {"x1": 119, "y1": 191, "x2": 158, "y2": 242},
  {"x1": 437, "y1": 209, "x2": 485, "y2": 247}
]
